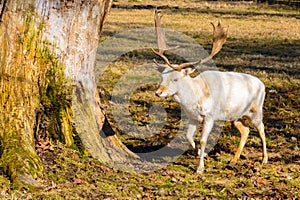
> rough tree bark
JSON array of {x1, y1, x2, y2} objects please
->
[{"x1": 0, "y1": 0, "x2": 137, "y2": 188}]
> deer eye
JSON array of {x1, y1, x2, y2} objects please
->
[{"x1": 173, "y1": 78, "x2": 179, "y2": 82}]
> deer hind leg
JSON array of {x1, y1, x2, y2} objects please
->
[
  {"x1": 252, "y1": 120, "x2": 268, "y2": 164},
  {"x1": 230, "y1": 120, "x2": 250, "y2": 165}
]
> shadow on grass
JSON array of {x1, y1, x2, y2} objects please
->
[
  {"x1": 102, "y1": 30, "x2": 300, "y2": 77},
  {"x1": 112, "y1": 4, "x2": 300, "y2": 19},
  {"x1": 224, "y1": 38, "x2": 300, "y2": 59},
  {"x1": 220, "y1": 63, "x2": 300, "y2": 77}
]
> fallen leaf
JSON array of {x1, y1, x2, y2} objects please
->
[
  {"x1": 281, "y1": 173, "x2": 292, "y2": 180},
  {"x1": 246, "y1": 190, "x2": 259, "y2": 195},
  {"x1": 277, "y1": 167, "x2": 284, "y2": 173},
  {"x1": 74, "y1": 178, "x2": 83, "y2": 184},
  {"x1": 288, "y1": 93, "x2": 295, "y2": 98},
  {"x1": 46, "y1": 181, "x2": 56, "y2": 192},
  {"x1": 171, "y1": 177, "x2": 177, "y2": 182},
  {"x1": 256, "y1": 178, "x2": 268, "y2": 185},
  {"x1": 38, "y1": 140, "x2": 54, "y2": 151},
  {"x1": 291, "y1": 137, "x2": 297, "y2": 142}
]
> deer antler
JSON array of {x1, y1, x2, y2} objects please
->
[
  {"x1": 154, "y1": 10, "x2": 167, "y2": 54},
  {"x1": 173, "y1": 21, "x2": 228, "y2": 70},
  {"x1": 210, "y1": 20, "x2": 228, "y2": 58},
  {"x1": 152, "y1": 10, "x2": 180, "y2": 70},
  {"x1": 152, "y1": 10, "x2": 228, "y2": 72}
]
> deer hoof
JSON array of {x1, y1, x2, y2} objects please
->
[
  {"x1": 191, "y1": 142, "x2": 196, "y2": 149},
  {"x1": 196, "y1": 167, "x2": 204, "y2": 174},
  {"x1": 229, "y1": 160, "x2": 237, "y2": 166}
]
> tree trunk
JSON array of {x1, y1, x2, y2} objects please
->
[{"x1": 0, "y1": 0, "x2": 137, "y2": 188}]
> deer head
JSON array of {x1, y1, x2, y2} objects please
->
[{"x1": 153, "y1": 10, "x2": 228, "y2": 98}]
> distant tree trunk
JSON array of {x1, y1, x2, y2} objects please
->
[{"x1": 0, "y1": 0, "x2": 137, "y2": 188}]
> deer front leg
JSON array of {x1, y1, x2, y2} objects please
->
[
  {"x1": 197, "y1": 117, "x2": 214, "y2": 174},
  {"x1": 186, "y1": 119, "x2": 199, "y2": 149}
]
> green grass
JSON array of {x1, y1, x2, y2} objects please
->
[{"x1": 1, "y1": 0, "x2": 300, "y2": 199}]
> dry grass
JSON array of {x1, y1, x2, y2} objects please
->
[{"x1": 105, "y1": 0, "x2": 300, "y2": 40}]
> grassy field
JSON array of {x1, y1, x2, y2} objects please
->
[{"x1": 3, "y1": 0, "x2": 300, "y2": 199}]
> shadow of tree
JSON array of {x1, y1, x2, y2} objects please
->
[{"x1": 112, "y1": 4, "x2": 300, "y2": 19}]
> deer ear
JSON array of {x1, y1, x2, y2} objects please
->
[
  {"x1": 182, "y1": 68, "x2": 195, "y2": 76},
  {"x1": 155, "y1": 65, "x2": 166, "y2": 73}
]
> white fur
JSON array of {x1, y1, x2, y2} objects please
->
[{"x1": 156, "y1": 68, "x2": 268, "y2": 173}]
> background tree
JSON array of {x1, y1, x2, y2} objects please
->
[{"x1": 0, "y1": 0, "x2": 137, "y2": 188}]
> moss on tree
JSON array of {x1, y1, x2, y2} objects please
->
[{"x1": 0, "y1": 8, "x2": 76, "y2": 188}]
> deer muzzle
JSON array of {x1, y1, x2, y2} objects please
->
[
  {"x1": 155, "y1": 90, "x2": 162, "y2": 97},
  {"x1": 156, "y1": 85, "x2": 167, "y2": 97}
]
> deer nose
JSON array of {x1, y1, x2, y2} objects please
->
[{"x1": 155, "y1": 90, "x2": 161, "y2": 97}]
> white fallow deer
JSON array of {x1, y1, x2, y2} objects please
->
[{"x1": 152, "y1": 10, "x2": 268, "y2": 173}]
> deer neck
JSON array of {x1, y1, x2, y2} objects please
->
[
  {"x1": 172, "y1": 76, "x2": 209, "y2": 121},
  {"x1": 174, "y1": 77, "x2": 200, "y2": 104}
]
